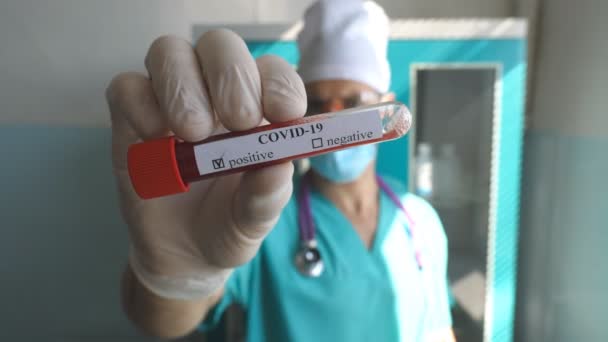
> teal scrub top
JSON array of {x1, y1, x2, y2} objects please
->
[{"x1": 200, "y1": 176, "x2": 452, "y2": 341}]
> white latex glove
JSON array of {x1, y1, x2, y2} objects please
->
[{"x1": 106, "y1": 30, "x2": 307, "y2": 300}]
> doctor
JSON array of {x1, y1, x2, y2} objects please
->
[{"x1": 107, "y1": 0, "x2": 454, "y2": 341}]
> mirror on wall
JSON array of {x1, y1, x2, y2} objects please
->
[{"x1": 410, "y1": 66, "x2": 498, "y2": 341}]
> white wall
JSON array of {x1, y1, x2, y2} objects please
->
[
  {"x1": 377, "y1": 0, "x2": 511, "y2": 18},
  {"x1": 186, "y1": 0, "x2": 316, "y2": 22},
  {"x1": 525, "y1": 0, "x2": 608, "y2": 137},
  {"x1": 515, "y1": 0, "x2": 608, "y2": 341},
  {"x1": 0, "y1": 0, "x2": 191, "y2": 126}
]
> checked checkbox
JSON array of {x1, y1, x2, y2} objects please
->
[
  {"x1": 212, "y1": 158, "x2": 225, "y2": 170},
  {"x1": 311, "y1": 138, "x2": 323, "y2": 149}
]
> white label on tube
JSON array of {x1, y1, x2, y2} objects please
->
[{"x1": 193, "y1": 109, "x2": 383, "y2": 176}]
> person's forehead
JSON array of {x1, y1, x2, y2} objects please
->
[{"x1": 305, "y1": 79, "x2": 376, "y2": 98}]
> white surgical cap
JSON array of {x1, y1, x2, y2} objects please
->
[{"x1": 297, "y1": 0, "x2": 391, "y2": 93}]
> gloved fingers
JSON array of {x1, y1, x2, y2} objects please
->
[
  {"x1": 194, "y1": 163, "x2": 294, "y2": 268},
  {"x1": 145, "y1": 35, "x2": 217, "y2": 142},
  {"x1": 256, "y1": 55, "x2": 307, "y2": 123},
  {"x1": 232, "y1": 162, "x2": 294, "y2": 238},
  {"x1": 195, "y1": 29, "x2": 263, "y2": 131},
  {"x1": 106, "y1": 72, "x2": 168, "y2": 170}
]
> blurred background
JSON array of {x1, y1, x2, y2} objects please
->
[{"x1": 0, "y1": 0, "x2": 606, "y2": 341}]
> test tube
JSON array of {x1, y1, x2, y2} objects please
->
[{"x1": 128, "y1": 101, "x2": 412, "y2": 199}]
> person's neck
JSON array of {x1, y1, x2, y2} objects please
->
[{"x1": 310, "y1": 164, "x2": 379, "y2": 215}]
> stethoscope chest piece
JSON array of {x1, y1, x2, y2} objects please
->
[
  {"x1": 295, "y1": 174, "x2": 423, "y2": 279},
  {"x1": 295, "y1": 239, "x2": 324, "y2": 277}
]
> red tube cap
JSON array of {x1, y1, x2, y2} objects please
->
[{"x1": 127, "y1": 137, "x2": 188, "y2": 199}]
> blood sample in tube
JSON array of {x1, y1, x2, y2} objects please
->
[{"x1": 128, "y1": 101, "x2": 412, "y2": 199}]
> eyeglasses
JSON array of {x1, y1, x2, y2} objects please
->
[{"x1": 306, "y1": 91, "x2": 383, "y2": 116}]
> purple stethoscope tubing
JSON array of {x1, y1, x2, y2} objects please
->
[{"x1": 297, "y1": 173, "x2": 424, "y2": 272}]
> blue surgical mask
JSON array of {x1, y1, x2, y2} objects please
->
[{"x1": 309, "y1": 145, "x2": 377, "y2": 183}]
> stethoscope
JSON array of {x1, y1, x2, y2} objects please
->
[{"x1": 295, "y1": 173, "x2": 424, "y2": 277}]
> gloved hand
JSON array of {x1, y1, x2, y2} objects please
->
[{"x1": 106, "y1": 29, "x2": 307, "y2": 300}]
